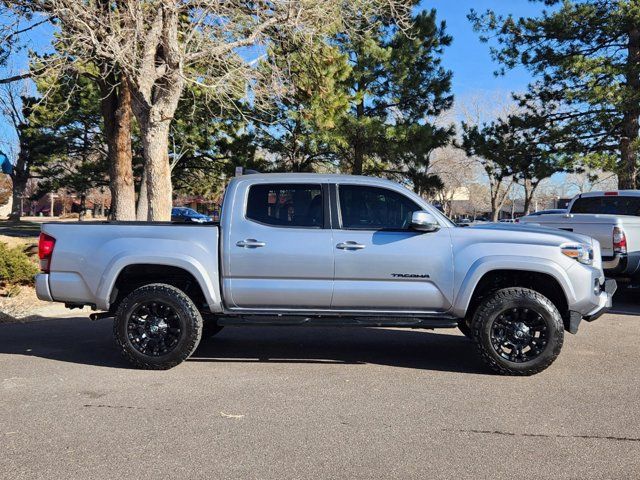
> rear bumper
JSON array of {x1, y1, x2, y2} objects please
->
[
  {"x1": 602, "y1": 252, "x2": 640, "y2": 279},
  {"x1": 602, "y1": 254, "x2": 626, "y2": 273},
  {"x1": 568, "y1": 278, "x2": 616, "y2": 333},
  {"x1": 35, "y1": 273, "x2": 53, "y2": 302}
]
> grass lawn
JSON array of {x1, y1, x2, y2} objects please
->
[{"x1": 0, "y1": 219, "x2": 41, "y2": 239}]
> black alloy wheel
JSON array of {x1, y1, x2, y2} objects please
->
[
  {"x1": 114, "y1": 283, "x2": 203, "y2": 369},
  {"x1": 127, "y1": 301, "x2": 183, "y2": 357},
  {"x1": 489, "y1": 307, "x2": 548, "y2": 363}
]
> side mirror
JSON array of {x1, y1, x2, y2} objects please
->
[{"x1": 410, "y1": 211, "x2": 440, "y2": 232}]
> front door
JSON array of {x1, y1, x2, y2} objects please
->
[
  {"x1": 223, "y1": 182, "x2": 334, "y2": 310},
  {"x1": 331, "y1": 184, "x2": 453, "y2": 312}
]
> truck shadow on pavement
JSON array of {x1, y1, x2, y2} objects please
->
[
  {"x1": 608, "y1": 286, "x2": 640, "y2": 316},
  {"x1": 0, "y1": 317, "x2": 487, "y2": 374}
]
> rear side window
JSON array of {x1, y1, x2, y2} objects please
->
[
  {"x1": 338, "y1": 185, "x2": 419, "y2": 230},
  {"x1": 571, "y1": 196, "x2": 640, "y2": 216},
  {"x1": 246, "y1": 184, "x2": 323, "y2": 227}
]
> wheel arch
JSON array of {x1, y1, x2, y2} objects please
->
[
  {"x1": 453, "y1": 257, "x2": 575, "y2": 322},
  {"x1": 97, "y1": 255, "x2": 222, "y2": 313}
]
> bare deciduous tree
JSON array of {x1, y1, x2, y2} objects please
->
[
  {"x1": 6, "y1": 0, "x2": 412, "y2": 220},
  {"x1": 429, "y1": 145, "x2": 475, "y2": 217}
]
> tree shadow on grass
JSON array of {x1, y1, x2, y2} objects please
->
[{"x1": 0, "y1": 316, "x2": 488, "y2": 374}]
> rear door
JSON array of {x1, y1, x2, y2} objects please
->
[
  {"x1": 331, "y1": 184, "x2": 453, "y2": 312},
  {"x1": 223, "y1": 182, "x2": 334, "y2": 310}
]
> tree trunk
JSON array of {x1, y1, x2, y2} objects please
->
[
  {"x1": 8, "y1": 174, "x2": 27, "y2": 222},
  {"x1": 136, "y1": 167, "x2": 148, "y2": 220},
  {"x1": 490, "y1": 197, "x2": 499, "y2": 222},
  {"x1": 352, "y1": 100, "x2": 365, "y2": 175},
  {"x1": 8, "y1": 150, "x2": 29, "y2": 222},
  {"x1": 140, "y1": 121, "x2": 173, "y2": 221},
  {"x1": 79, "y1": 194, "x2": 86, "y2": 222},
  {"x1": 619, "y1": 26, "x2": 640, "y2": 189},
  {"x1": 523, "y1": 181, "x2": 539, "y2": 216},
  {"x1": 99, "y1": 73, "x2": 136, "y2": 220}
]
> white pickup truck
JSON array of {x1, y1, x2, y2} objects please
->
[
  {"x1": 35, "y1": 173, "x2": 615, "y2": 375},
  {"x1": 520, "y1": 190, "x2": 640, "y2": 279}
]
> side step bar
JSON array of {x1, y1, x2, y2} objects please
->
[{"x1": 218, "y1": 315, "x2": 459, "y2": 329}]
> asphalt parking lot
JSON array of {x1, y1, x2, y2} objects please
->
[{"x1": 1, "y1": 291, "x2": 639, "y2": 479}]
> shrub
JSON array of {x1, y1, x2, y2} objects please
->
[{"x1": 0, "y1": 243, "x2": 38, "y2": 286}]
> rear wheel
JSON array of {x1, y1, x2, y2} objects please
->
[
  {"x1": 114, "y1": 283, "x2": 203, "y2": 370},
  {"x1": 471, "y1": 287, "x2": 564, "y2": 376}
]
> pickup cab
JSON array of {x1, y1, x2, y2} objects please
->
[
  {"x1": 35, "y1": 174, "x2": 616, "y2": 375},
  {"x1": 519, "y1": 190, "x2": 640, "y2": 279}
]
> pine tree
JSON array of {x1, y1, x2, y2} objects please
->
[
  {"x1": 335, "y1": 9, "x2": 454, "y2": 192},
  {"x1": 254, "y1": 42, "x2": 351, "y2": 172},
  {"x1": 470, "y1": 0, "x2": 640, "y2": 188}
]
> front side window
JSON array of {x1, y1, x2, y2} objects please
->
[
  {"x1": 246, "y1": 184, "x2": 323, "y2": 227},
  {"x1": 338, "y1": 185, "x2": 420, "y2": 230}
]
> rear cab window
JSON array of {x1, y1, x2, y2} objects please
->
[
  {"x1": 570, "y1": 196, "x2": 640, "y2": 216},
  {"x1": 246, "y1": 184, "x2": 324, "y2": 228}
]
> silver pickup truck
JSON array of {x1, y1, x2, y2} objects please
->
[
  {"x1": 519, "y1": 191, "x2": 640, "y2": 279},
  {"x1": 35, "y1": 173, "x2": 615, "y2": 375}
]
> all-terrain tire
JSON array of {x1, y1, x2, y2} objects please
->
[
  {"x1": 114, "y1": 283, "x2": 203, "y2": 370},
  {"x1": 471, "y1": 287, "x2": 564, "y2": 376}
]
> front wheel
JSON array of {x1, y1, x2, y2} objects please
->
[
  {"x1": 471, "y1": 287, "x2": 564, "y2": 376},
  {"x1": 114, "y1": 283, "x2": 203, "y2": 370}
]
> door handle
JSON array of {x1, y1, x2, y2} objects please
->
[
  {"x1": 336, "y1": 241, "x2": 366, "y2": 250},
  {"x1": 236, "y1": 239, "x2": 266, "y2": 248}
]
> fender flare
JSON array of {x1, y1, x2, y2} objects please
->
[
  {"x1": 95, "y1": 252, "x2": 222, "y2": 312},
  {"x1": 451, "y1": 255, "x2": 576, "y2": 318}
]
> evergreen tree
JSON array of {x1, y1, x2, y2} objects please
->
[
  {"x1": 470, "y1": 0, "x2": 640, "y2": 188},
  {"x1": 30, "y1": 72, "x2": 109, "y2": 220},
  {"x1": 253, "y1": 42, "x2": 351, "y2": 172},
  {"x1": 334, "y1": 8, "x2": 454, "y2": 190}
]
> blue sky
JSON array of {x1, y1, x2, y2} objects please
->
[
  {"x1": 421, "y1": 0, "x2": 545, "y2": 102},
  {"x1": 0, "y1": 1, "x2": 546, "y2": 159}
]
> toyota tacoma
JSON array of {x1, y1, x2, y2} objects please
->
[{"x1": 35, "y1": 174, "x2": 616, "y2": 375}]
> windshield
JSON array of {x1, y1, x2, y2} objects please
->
[{"x1": 570, "y1": 196, "x2": 640, "y2": 216}]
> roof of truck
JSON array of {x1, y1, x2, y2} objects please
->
[{"x1": 232, "y1": 172, "x2": 405, "y2": 187}]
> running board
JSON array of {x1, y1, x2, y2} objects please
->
[{"x1": 217, "y1": 315, "x2": 459, "y2": 329}]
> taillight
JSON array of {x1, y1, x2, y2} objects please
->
[
  {"x1": 38, "y1": 233, "x2": 56, "y2": 273},
  {"x1": 613, "y1": 227, "x2": 627, "y2": 254}
]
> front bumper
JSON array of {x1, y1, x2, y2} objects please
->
[{"x1": 568, "y1": 278, "x2": 616, "y2": 333}]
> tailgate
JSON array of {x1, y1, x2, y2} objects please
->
[{"x1": 521, "y1": 215, "x2": 615, "y2": 256}]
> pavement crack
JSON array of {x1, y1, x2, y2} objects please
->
[
  {"x1": 445, "y1": 428, "x2": 640, "y2": 443},
  {"x1": 83, "y1": 404, "x2": 172, "y2": 412}
]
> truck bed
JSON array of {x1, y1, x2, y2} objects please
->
[{"x1": 39, "y1": 221, "x2": 222, "y2": 312}]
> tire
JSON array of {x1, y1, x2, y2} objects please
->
[
  {"x1": 114, "y1": 283, "x2": 203, "y2": 370},
  {"x1": 471, "y1": 287, "x2": 564, "y2": 376},
  {"x1": 457, "y1": 319, "x2": 473, "y2": 339}
]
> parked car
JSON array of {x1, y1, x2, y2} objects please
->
[
  {"x1": 519, "y1": 191, "x2": 640, "y2": 279},
  {"x1": 171, "y1": 207, "x2": 212, "y2": 223},
  {"x1": 499, "y1": 218, "x2": 516, "y2": 223},
  {"x1": 35, "y1": 174, "x2": 615, "y2": 375}
]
